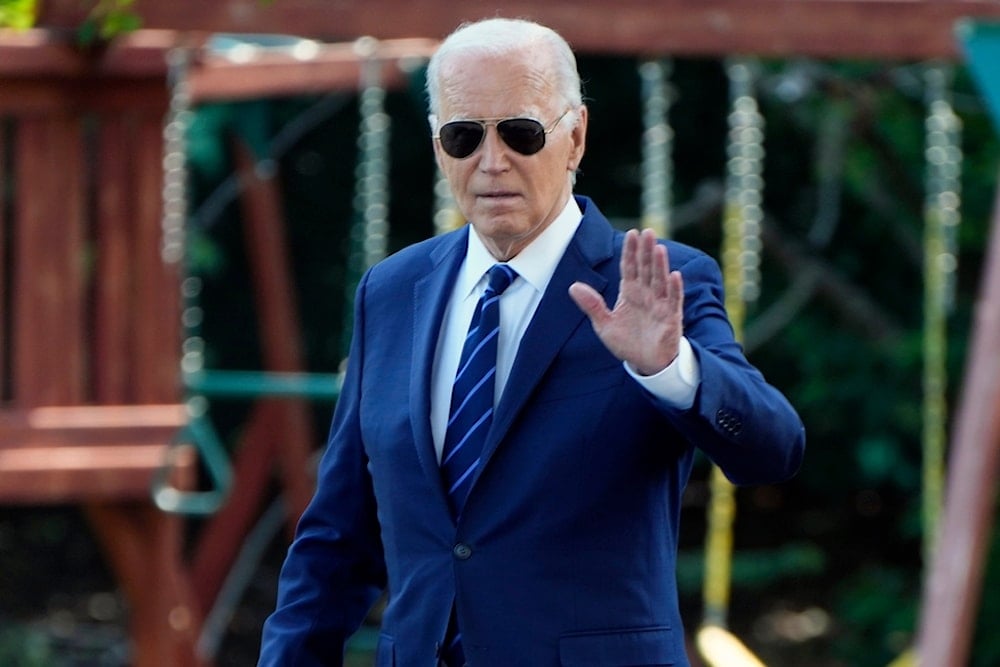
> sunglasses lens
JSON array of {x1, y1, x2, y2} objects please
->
[
  {"x1": 439, "y1": 121, "x2": 485, "y2": 158},
  {"x1": 497, "y1": 118, "x2": 546, "y2": 155},
  {"x1": 438, "y1": 118, "x2": 549, "y2": 158}
]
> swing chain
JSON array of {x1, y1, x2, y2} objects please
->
[
  {"x1": 921, "y1": 61, "x2": 962, "y2": 566},
  {"x1": 723, "y1": 58, "x2": 766, "y2": 322},
  {"x1": 353, "y1": 36, "x2": 391, "y2": 269},
  {"x1": 162, "y1": 46, "x2": 193, "y2": 266},
  {"x1": 639, "y1": 58, "x2": 674, "y2": 239},
  {"x1": 923, "y1": 64, "x2": 963, "y2": 313}
]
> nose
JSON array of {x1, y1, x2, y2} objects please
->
[{"x1": 477, "y1": 125, "x2": 510, "y2": 172}]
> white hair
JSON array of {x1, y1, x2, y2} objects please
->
[{"x1": 425, "y1": 17, "x2": 584, "y2": 124}]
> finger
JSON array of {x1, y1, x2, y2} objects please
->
[
  {"x1": 621, "y1": 229, "x2": 639, "y2": 283},
  {"x1": 650, "y1": 243, "x2": 669, "y2": 297},
  {"x1": 568, "y1": 281, "x2": 611, "y2": 326},
  {"x1": 668, "y1": 270, "x2": 684, "y2": 316},
  {"x1": 636, "y1": 228, "x2": 656, "y2": 287}
]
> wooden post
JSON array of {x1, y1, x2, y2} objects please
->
[
  {"x1": 190, "y1": 139, "x2": 316, "y2": 614},
  {"x1": 915, "y1": 184, "x2": 1000, "y2": 666}
]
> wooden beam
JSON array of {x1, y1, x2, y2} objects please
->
[
  {"x1": 915, "y1": 183, "x2": 1000, "y2": 667},
  {"x1": 0, "y1": 30, "x2": 435, "y2": 103},
  {"x1": 188, "y1": 38, "x2": 438, "y2": 103},
  {"x1": 0, "y1": 28, "x2": 187, "y2": 77},
  {"x1": 36, "y1": 0, "x2": 1000, "y2": 60}
]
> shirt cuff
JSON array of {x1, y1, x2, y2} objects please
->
[{"x1": 624, "y1": 336, "x2": 701, "y2": 410}]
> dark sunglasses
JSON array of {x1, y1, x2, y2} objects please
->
[{"x1": 435, "y1": 110, "x2": 572, "y2": 159}]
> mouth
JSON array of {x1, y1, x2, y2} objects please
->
[{"x1": 478, "y1": 191, "x2": 520, "y2": 201}]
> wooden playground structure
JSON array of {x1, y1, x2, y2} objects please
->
[{"x1": 1, "y1": 1, "x2": 999, "y2": 665}]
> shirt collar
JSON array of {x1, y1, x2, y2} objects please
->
[{"x1": 460, "y1": 196, "x2": 583, "y2": 299}]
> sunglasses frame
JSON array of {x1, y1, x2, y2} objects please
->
[{"x1": 434, "y1": 109, "x2": 572, "y2": 159}]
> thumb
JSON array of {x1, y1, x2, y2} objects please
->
[{"x1": 568, "y1": 281, "x2": 610, "y2": 326}]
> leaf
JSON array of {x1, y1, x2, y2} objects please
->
[{"x1": 0, "y1": 0, "x2": 38, "y2": 29}]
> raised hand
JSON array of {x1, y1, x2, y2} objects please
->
[{"x1": 568, "y1": 228, "x2": 684, "y2": 376}]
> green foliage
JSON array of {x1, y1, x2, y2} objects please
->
[
  {"x1": 972, "y1": 527, "x2": 1000, "y2": 667},
  {"x1": 0, "y1": 0, "x2": 37, "y2": 29},
  {"x1": 0, "y1": 626, "x2": 53, "y2": 667},
  {"x1": 77, "y1": 0, "x2": 142, "y2": 46},
  {"x1": 676, "y1": 543, "x2": 827, "y2": 594},
  {"x1": 834, "y1": 566, "x2": 918, "y2": 666}
]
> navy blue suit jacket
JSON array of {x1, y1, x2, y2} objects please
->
[{"x1": 259, "y1": 196, "x2": 805, "y2": 666}]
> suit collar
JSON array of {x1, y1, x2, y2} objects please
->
[
  {"x1": 476, "y1": 195, "x2": 617, "y2": 479},
  {"x1": 410, "y1": 228, "x2": 469, "y2": 508}
]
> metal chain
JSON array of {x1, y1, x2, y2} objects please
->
[
  {"x1": 342, "y1": 37, "x2": 392, "y2": 359},
  {"x1": 163, "y1": 47, "x2": 206, "y2": 383},
  {"x1": 162, "y1": 47, "x2": 192, "y2": 266},
  {"x1": 703, "y1": 57, "x2": 766, "y2": 632},
  {"x1": 433, "y1": 166, "x2": 462, "y2": 235},
  {"x1": 353, "y1": 36, "x2": 391, "y2": 269},
  {"x1": 639, "y1": 58, "x2": 674, "y2": 239},
  {"x1": 921, "y1": 62, "x2": 962, "y2": 568},
  {"x1": 723, "y1": 58, "x2": 766, "y2": 326}
]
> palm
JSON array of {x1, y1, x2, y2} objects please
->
[{"x1": 569, "y1": 229, "x2": 684, "y2": 376}]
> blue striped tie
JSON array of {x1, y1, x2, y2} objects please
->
[{"x1": 441, "y1": 263, "x2": 517, "y2": 519}]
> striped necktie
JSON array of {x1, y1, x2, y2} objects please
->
[{"x1": 441, "y1": 263, "x2": 517, "y2": 518}]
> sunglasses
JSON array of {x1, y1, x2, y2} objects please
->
[{"x1": 435, "y1": 110, "x2": 572, "y2": 159}]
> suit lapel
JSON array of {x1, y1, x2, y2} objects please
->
[
  {"x1": 477, "y1": 200, "x2": 616, "y2": 475},
  {"x1": 410, "y1": 230, "x2": 467, "y2": 505}
]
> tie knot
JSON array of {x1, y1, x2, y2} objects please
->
[{"x1": 486, "y1": 264, "x2": 517, "y2": 296}]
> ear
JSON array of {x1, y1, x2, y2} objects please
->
[
  {"x1": 432, "y1": 138, "x2": 446, "y2": 172},
  {"x1": 568, "y1": 105, "x2": 588, "y2": 171}
]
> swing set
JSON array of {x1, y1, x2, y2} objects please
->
[{"x1": 2, "y1": 2, "x2": 1000, "y2": 665}]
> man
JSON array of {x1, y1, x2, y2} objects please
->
[{"x1": 259, "y1": 17, "x2": 804, "y2": 667}]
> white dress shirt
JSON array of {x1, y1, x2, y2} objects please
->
[{"x1": 430, "y1": 196, "x2": 701, "y2": 461}]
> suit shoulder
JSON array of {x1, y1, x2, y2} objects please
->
[
  {"x1": 367, "y1": 230, "x2": 461, "y2": 284},
  {"x1": 659, "y1": 238, "x2": 706, "y2": 264},
  {"x1": 660, "y1": 239, "x2": 718, "y2": 274}
]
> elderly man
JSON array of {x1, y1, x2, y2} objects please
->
[{"x1": 259, "y1": 17, "x2": 804, "y2": 667}]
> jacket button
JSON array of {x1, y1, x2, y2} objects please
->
[{"x1": 453, "y1": 543, "x2": 473, "y2": 560}]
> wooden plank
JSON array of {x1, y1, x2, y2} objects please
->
[
  {"x1": 0, "y1": 404, "x2": 191, "y2": 503},
  {"x1": 0, "y1": 78, "x2": 169, "y2": 115},
  {"x1": 0, "y1": 403, "x2": 186, "y2": 429},
  {"x1": 187, "y1": 38, "x2": 439, "y2": 102},
  {"x1": 0, "y1": 121, "x2": 6, "y2": 402},
  {"x1": 0, "y1": 28, "x2": 191, "y2": 78},
  {"x1": 93, "y1": 115, "x2": 134, "y2": 404},
  {"x1": 0, "y1": 444, "x2": 181, "y2": 501},
  {"x1": 36, "y1": 0, "x2": 1000, "y2": 59},
  {"x1": 12, "y1": 116, "x2": 87, "y2": 406},
  {"x1": 0, "y1": 404, "x2": 187, "y2": 447}
]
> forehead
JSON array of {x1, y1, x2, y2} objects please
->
[{"x1": 438, "y1": 51, "x2": 557, "y2": 120}]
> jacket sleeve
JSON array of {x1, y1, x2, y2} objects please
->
[
  {"x1": 657, "y1": 251, "x2": 805, "y2": 485},
  {"x1": 258, "y1": 273, "x2": 387, "y2": 667}
]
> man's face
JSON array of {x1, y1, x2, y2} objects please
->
[{"x1": 433, "y1": 50, "x2": 587, "y2": 261}]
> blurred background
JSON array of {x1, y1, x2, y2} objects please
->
[{"x1": 2, "y1": 1, "x2": 999, "y2": 666}]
